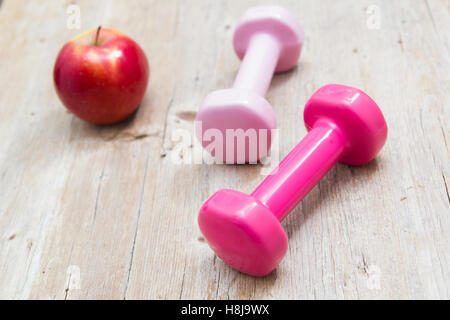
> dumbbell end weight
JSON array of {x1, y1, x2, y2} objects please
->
[
  {"x1": 195, "y1": 89, "x2": 276, "y2": 164},
  {"x1": 304, "y1": 84, "x2": 388, "y2": 166},
  {"x1": 234, "y1": 5, "x2": 305, "y2": 73},
  {"x1": 198, "y1": 189, "x2": 288, "y2": 277}
]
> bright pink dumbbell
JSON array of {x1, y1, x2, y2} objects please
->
[
  {"x1": 195, "y1": 6, "x2": 304, "y2": 163},
  {"x1": 198, "y1": 84, "x2": 388, "y2": 276}
]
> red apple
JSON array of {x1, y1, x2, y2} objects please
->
[{"x1": 54, "y1": 27, "x2": 149, "y2": 124}]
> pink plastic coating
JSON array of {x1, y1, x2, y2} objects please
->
[
  {"x1": 233, "y1": 33, "x2": 281, "y2": 96},
  {"x1": 195, "y1": 5, "x2": 305, "y2": 163},
  {"x1": 251, "y1": 123, "x2": 346, "y2": 221},
  {"x1": 198, "y1": 84, "x2": 388, "y2": 277}
]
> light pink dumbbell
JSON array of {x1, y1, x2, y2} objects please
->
[
  {"x1": 198, "y1": 84, "x2": 388, "y2": 276},
  {"x1": 195, "y1": 6, "x2": 304, "y2": 163}
]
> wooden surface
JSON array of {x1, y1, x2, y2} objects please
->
[{"x1": 0, "y1": 0, "x2": 448, "y2": 300}]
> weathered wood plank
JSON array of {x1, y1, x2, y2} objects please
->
[{"x1": 0, "y1": 0, "x2": 448, "y2": 299}]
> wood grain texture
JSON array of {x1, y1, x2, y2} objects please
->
[{"x1": 0, "y1": 0, "x2": 448, "y2": 299}]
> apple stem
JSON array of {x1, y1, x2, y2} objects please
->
[{"x1": 94, "y1": 26, "x2": 102, "y2": 46}]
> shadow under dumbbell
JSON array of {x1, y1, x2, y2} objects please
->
[
  {"x1": 270, "y1": 64, "x2": 299, "y2": 91},
  {"x1": 199, "y1": 255, "x2": 279, "y2": 298},
  {"x1": 282, "y1": 158, "x2": 382, "y2": 242}
]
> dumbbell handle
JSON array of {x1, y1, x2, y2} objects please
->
[
  {"x1": 251, "y1": 123, "x2": 347, "y2": 221},
  {"x1": 233, "y1": 33, "x2": 281, "y2": 96}
]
